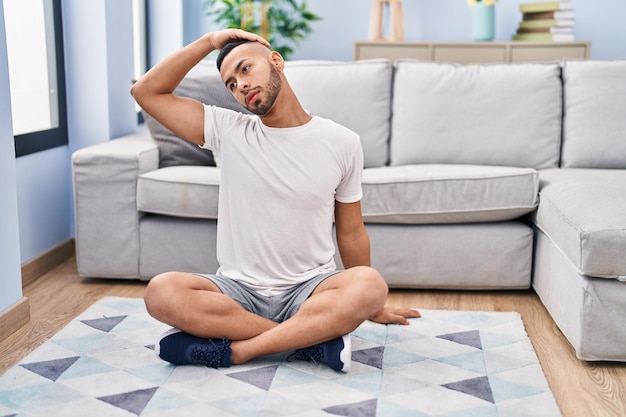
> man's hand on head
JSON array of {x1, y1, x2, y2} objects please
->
[
  {"x1": 369, "y1": 307, "x2": 421, "y2": 325},
  {"x1": 209, "y1": 29, "x2": 270, "y2": 51}
]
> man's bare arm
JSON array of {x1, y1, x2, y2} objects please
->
[
  {"x1": 130, "y1": 29, "x2": 268, "y2": 146},
  {"x1": 335, "y1": 201, "x2": 371, "y2": 269},
  {"x1": 335, "y1": 201, "x2": 421, "y2": 324}
]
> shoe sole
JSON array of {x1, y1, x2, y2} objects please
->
[
  {"x1": 339, "y1": 334, "x2": 351, "y2": 373},
  {"x1": 154, "y1": 327, "x2": 182, "y2": 357}
]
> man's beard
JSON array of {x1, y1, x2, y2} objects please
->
[{"x1": 248, "y1": 65, "x2": 282, "y2": 116}]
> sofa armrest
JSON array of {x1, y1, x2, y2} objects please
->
[{"x1": 72, "y1": 127, "x2": 159, "y2": 278}]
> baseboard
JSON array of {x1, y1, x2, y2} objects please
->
[
  {"x1": 21, "y1": 238, "x2": 75, "y2": 287},
  {"x1": 0, "y1": 297, "x2": 30, "y2": 341}
]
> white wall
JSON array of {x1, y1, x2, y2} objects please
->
[
  {"x1": 148, "y1": 0, "x2": 184, "y2": 67},
  {"x1": 15, "y1": 147, "x2": 71, "y2": 262},
  {"x1": 574, "y1": 0, "x2": 626, "y2": 60},
  {"x1": 63, "y1": 0, "x2": 136, "y2": 153},
  {"x1": 0, "y1": 2, "x2": 24, "y2": 312},
  {"x1": 105, "y1": 1, "x2": 137, "y2": 140},
  {"x1": 183, "y1": 0, "x2": 214, "y2": 46}
]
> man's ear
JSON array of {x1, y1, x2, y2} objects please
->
[{"x1": 269, "y1": 50, "x2": 285, "y2": 70}]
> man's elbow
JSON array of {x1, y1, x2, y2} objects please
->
[
  {"x1": 129, "y1": 82, "x2": 142, "y2": 103},
  {"x1": 129, "y1": 78, "x2": 150, "y2": 108}
]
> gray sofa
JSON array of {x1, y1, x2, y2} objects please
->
[{"x1": 72, "y1": 58, "x2": 626, "y2": 362}]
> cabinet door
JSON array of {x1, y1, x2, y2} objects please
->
[
  {"x1": 511, "y1": 44, "x2": 589, "y2": 62},
  {"x1": 433, "y1": 45, "x2": 507, "y2": 64},
  {"x1": 354, "y1": 42, "x2": 591, "y2": 64},
  {"x1": 356, "y1": 43, "x2": 429, "y2": 61}
]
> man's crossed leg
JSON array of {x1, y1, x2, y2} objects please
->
[{"x1": 144, "y1": 266, "x2": 389, "y2": 372}]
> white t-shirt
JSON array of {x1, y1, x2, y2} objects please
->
[{"x1": 202, "y1": 105, "x2": 363, "y2": 296}]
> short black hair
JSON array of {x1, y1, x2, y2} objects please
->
[{"x1": 216, "y1": 39, "x2": 253, "y2": 72}]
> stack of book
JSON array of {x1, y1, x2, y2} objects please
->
[{"x1": 513, "y1": 1, "x2": 575, "y2": 42}]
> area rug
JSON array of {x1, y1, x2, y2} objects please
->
[{"x1": 0, "y1": 296, "x2": 561, "y2": 417}]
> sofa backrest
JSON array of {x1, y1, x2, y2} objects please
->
[
  {"x1": 144, "y1": 59, "x2": 393, "y2": 170},
  {"x1": 561, "y1": 60, "x2": 626, "y2": 169},
  {"x1": 284, "y1": 60, "x2": 392, "y2": 168},
  {"x1": 389, "y1": 60, "x2": 563, "y2": 169}
]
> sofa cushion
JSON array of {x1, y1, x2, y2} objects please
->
[
  {"x1": 138, "y1": 164, "x2": 539, "y2": 224},
  {"x1": 390, "y1": 60, "x2": 562, "y2": 169},
  {"x1": 533, "y1": 168, "x2": 626, "y2": 278},
  {"x1": 137, "y1": 166, "x2": 220, "y2": 219},
  {"x1": 361, "y1": 164, "x2": 538, "y2": 223},
  {"x1": 284, "y1": 60, "x2": 392, "y2": 168},
  {"x1": 561, "y1": 60, "x2": 626, "y2": 169},
  {"x1": 142, "y1": 61, "x2": 252, "y2": 168}
]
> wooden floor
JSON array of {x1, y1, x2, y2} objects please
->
[{"x1": 1, "y1": 256, "x2": 625, "y2": 417}]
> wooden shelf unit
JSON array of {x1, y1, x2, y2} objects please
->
[{"x1": 354, "y1": 41, "x2": 591, "y2": 64}]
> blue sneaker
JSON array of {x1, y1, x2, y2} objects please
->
[
  {"x1": 292, "y1": 334, "x2": 351, "y2": 372},
  {"x1": 155, "y1": 328, "x2": 232, "y2": 368}
]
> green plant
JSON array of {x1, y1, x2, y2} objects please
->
[{"x1": 204, "y1": 0, "x2": 321, "y2": 60}]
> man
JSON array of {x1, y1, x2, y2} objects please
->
[{"x1": 131, "y1": 29, "x2": 420, "y2": 373}]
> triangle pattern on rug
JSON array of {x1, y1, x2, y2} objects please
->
[
  {"x1": 437, "y1": 330, "x2": 482, "y2": 350},
  {"x1": 435, "y1": 351, "x2": 487, "y2": 374},
  {"x1": 226, "y1": 365, "x2": 278, "y2": 390},
  {"x1": 352, "y1": 346, "x2": 384, "y2": 369},
  {"x1": 81, "y1": 315, "x2": 127, "y2": 332},
  {"x1": 0, "y1": 300, "x2": 562, "y2": 417},
  {"x1": 20, "y1": 356, "x2": 80, "y2": 382},
  {"x1": 324, "y1": 398, "x2": 378, "y2": 417},
  {"x1": 97, "y1": 386, "x2": 158, "y2": 416},
  {"x1": 382, "y1": 345, "x2": 426, "y2": 368},
  {"x1": 489, "y1": 376, "x2": 545, "y2": 402},
  {"x1": 443, "y1": 376, "x2": 494, "y2": 403}
]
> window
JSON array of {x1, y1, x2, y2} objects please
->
[{"x1": 3, "y1": 0, "x2": 67, "y2": 157}]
